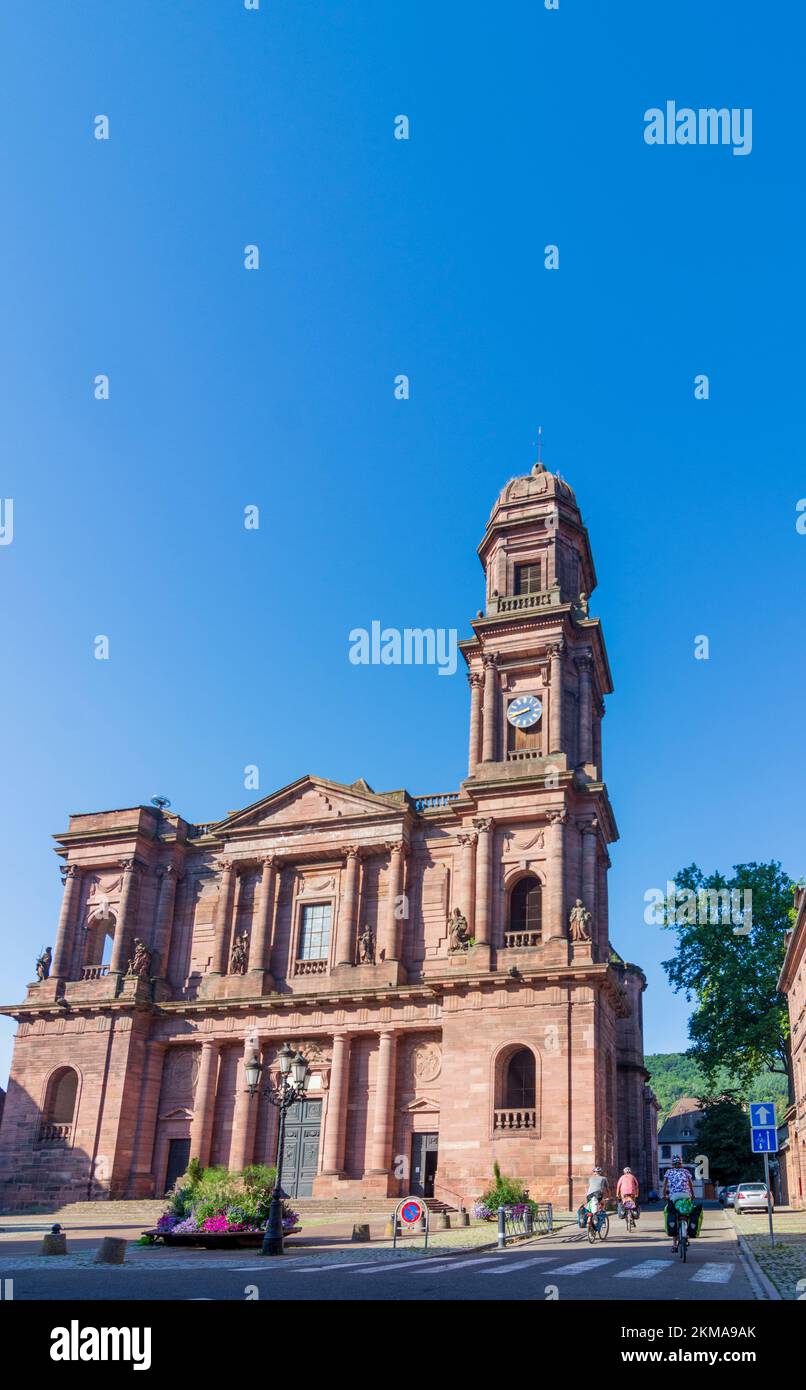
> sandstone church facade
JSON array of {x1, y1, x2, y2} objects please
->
[{"x1": 0, "y1": 462, "x2": 658, "y2": 1212}]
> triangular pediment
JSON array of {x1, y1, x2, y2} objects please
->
[
  {"x1": 399, "y1": 1097, "x2": 441, "y2": 1114},
  {"x1": 217, "y1": 775, "x2": 408, "y2": 833}
]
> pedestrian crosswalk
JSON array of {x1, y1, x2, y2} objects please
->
[{"x1": 262, "y1": 1252, "x2": 739, "y2": 1286}]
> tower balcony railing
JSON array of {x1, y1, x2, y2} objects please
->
[
  {"x1": 37, "y1": 1123, "x2": 73, "y2": 1146},
  {"x1": 503, "y1": 930, "x2": 542, "y2": 949},
  {"x1": 506, "y1": 749, "x2": 543, "y2": 762},
  {"x1": 293, "y1": 959, "x2": 328, "y2": 977},
  {"x1": 413, "y1": 792, "x2": 460, "y2": 812},
  {"x1": 493, "y1": 1108, "x2": 538, "y2": 1132},
  {"x1": 488, "y1": 584, "x2": 562, "y2": 616},
  {"x1": 82, "y1": 965, "x2": 110, "y2": 980}
]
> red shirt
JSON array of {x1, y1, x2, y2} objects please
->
[{"x1": 617, "y1": 1174, "x2": 639, "y2": 1199}]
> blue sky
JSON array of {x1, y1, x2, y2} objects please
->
[{"x1": 1, "y1": 1, "x2": 804, "y2": 1085}]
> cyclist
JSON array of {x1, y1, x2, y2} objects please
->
[
  {"x1": 616, "y1": 1166, "x2": 640, "y2": 1223},
  {"x1": 585, "y1": 1165, "x2": 609, "y2": 1235},
  {"x1": 662, "y1": 1156, "x2": 695, "y2": 1252}
]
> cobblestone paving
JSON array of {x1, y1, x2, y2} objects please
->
[{"x1": 728, "y1": 1208, "x2": 806, "y2": 1300}]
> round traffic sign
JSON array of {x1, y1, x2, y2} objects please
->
[{"x1": 399, "y1": 1198, "x2": 424, "y2": 1226}]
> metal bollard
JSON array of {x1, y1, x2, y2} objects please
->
[
  {"x1": 524, "y1": 1206, "x2": 533, "y2": 1236},
  {"x1": 497, "y1": 1205, "x2": 506, "y2": 1250}
]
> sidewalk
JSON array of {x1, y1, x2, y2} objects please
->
[{"x1": 725, "y1": 1205, "x2": 806, "y2": 1300}]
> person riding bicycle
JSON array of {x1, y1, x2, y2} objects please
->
[
  {"x1": 616, "y1": 1166, "x2": 640, "y2": 1220},
  {"x1": 662, "y1": 1156, "x2": 695, "y2": 1251},
  {"x1": 585, "y1": 1166, "x2": 609, "y2": 1233}
]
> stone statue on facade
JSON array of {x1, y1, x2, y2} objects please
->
[
  {"x1": 569, "y1": 899, "x2": 592, "y2": 942},
  {"x1": 229, "y1": 931, "x2": 249, "y2": 974},
  {"x1": 126, "y1": 938, "x2": 152, "y2": 979},
  {"x1": 35, "y1": 946, "x2": 52, "y2": 982},
  {"x1": 358, "y1": 925, "x2": 375, "y2": 965},
  {"x1": 448, "y1": 908, "x2": 470, "y2": 952}
]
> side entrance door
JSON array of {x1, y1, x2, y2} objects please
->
[
  {"x1": 279, "y1": 1098, "x2": 322, "y2": 1197},
  {"x1": 410, "y1": 1132, "x2": 439, "y2": 1197},
  {"x1": 163, "y1": 1138, "x2": 191, "y2": 1194}
]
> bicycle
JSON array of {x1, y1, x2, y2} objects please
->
[
  {"x1": 623, "y1": 1198, "x2": 637, "y2": 1233},
  {"x1": 669, "y1": 1198, "x2": 692, "y2": 1262},
  {"x1": 586, "y1": 1204, "x2": 610, "y2": 1244}
]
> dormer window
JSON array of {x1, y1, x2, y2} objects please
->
[{"x1": 515, "y1": 562, "x2": 541, "y2": 595}]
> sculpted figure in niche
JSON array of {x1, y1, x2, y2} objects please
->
[
  {"x1": 229, "y1": 931, "x2": 249, "y2": 974},
  {"x1": 448, "y1": 907, "x2": 470, "y2": 952},
  {"x1": 358, "y1": 925, "x2": 375, "y2": 965},
  {"x1": 126, "y1": 938, "x2": 153, "y2": 979},
  {"x1": 569, "y1": 899, "x2": 592, "y2": 942},
  {"x1": 35, "y1": 946, "x2": 52, "y2": 981}
]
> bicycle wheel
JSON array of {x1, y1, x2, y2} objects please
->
[
  {"x1": 679, "y1": 1230, "x2": 688, "y2": 1263},
  {"x1": 598, "y1": 1214, "x2": 610, "y2": 1241},
  {"x1": 587, "y1": 1220, "x2": 597, "y2": 1244}
]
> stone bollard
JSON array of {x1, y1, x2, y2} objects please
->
[
  {"x1": 351, "y1": 1223, "x2": 371, "y2": 1243},
  {"x1": 455, "y1": 1208, "x2": 470, "y2": 1228},
  {"x1": 94, "y1": 1237, "x2": 127, "y2": 1265},
  {"x1": 41, "y1": 1224, "x2": 67, "y2": 1256},
  {"x1": 435, "y1": 1212, "x2": 451, "y2": 1231}
]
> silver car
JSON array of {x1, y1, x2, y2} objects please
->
[{"x1": 734, "y1": 1182, "x2": 773, "y2": 1214}]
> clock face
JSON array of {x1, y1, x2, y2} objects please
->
[{"x1": 507, "y1": 694, "x2": 543, "y2": 729}]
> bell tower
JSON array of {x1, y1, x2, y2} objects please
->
[{"x1": 459, "y1": 456, "x2": 616, "y2": 961}]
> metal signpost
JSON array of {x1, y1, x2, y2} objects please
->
[{"x1": 749, "y1": 1102, "x2": 777, "y2": 1247}]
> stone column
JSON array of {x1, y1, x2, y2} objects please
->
[
  {"x1": 321, "y1": 1033, "x2": 351, "y2": 1174},
  {"x1": 52, "y1": 864, "x2": 82, "y2": 979},
  {"x1": 473, "y1": 818, "x2": 495, "y2": 945},
  {"x1": 189, "y1": 1041, "x2": 220, "y2": 1166},
  {"x1": 210, "y1": 859, "x2": 236, "y2": 976},
  {"x1": 368, "y1": 1031, "x2": 398, "y2": 1173},
  {"x1": 128, "y1": 1042, "x2": 166, "y2": 1193},
  {"x1": 151, "y1": 865, "x2": 180, "y2": 979},
  {"x1": 458, "y1": 831, "x2": 477, "y2": 935},
  {"x1": 249, "y1": 856, "x2": 276, "y2": 973},
  {"x1": 548, "y1": 641, "x2": 565, "y2": 754},
  {"x1": 581, "y1": 820, "x2": 598, "y2": 925},
  {"x1": 229, "y1": 1037, "x2": 259, "y2": 1171},
  {"x1": 380, "y1": 843, "x2": 404, "y2": 962},
  {"x1": 335, "y1": 849, "x2": 360, "y2": 966},
  {"x1": 467, "y1": 671, "x2": 483, "y2": 775},
  {"x1": 110, "y1": 858, "x2": 140, "y2": 975},
  {"x1": 481, "y1": 654, "x2": 499, "y2": 763},
  {"x1": 546, "y1": 811, "x2": 567, "y2": 939},
  {"x1": 577, "y1": 654, "x2": 593, "y2": 765}
]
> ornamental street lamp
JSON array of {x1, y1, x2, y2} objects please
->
[{"x1": 244, "y1": 1042, "x2": 311, "y2": 1256}]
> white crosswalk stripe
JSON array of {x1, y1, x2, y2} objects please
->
[
  {"x1": 690, "y1": 1262, "x2": 735, "y2": 1284},
  {"x1": 479, "y1": 1256, "x2": 553, "y2": 1275},
  {"x1": 414, "y1": 1255, "x2": 513, "y2": 1275},
  {"x1": 545, "y1": 1257, "x2": 615, "y2": 1275},
  {"x1": 347, "y1": 1257, "x2": 451, "y2": 1275},
  {"x1": 614, "y1": 1259, "x2": 670, "y2": 1279}
]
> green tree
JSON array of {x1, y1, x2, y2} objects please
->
[
  {"x1": 660, "y1": 862, "x2": 794, "y2": 1089},
  {"x1": 695, "y1": 1096, "x2": 764, "y2": 1184}
]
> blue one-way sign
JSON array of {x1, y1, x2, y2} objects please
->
[
  {"x1": 750, "y1": 1103, "x2": 777, "y2": 1129},
  {"x1": 751, "y1": 1127, "x2": 778, "y2": 1153}
]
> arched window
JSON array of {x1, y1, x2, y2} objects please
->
[
  {"x1": 494, "y1": 1045, "x2": 538, "y2": 1131},
  {"x1": 40, "y1": 1067, "x2": 79, "y2": 1144},
  {"x1": 505, "y1": 1048, "x2": 536, "y2": 1108},
  {"x1": 507, "y1": 876, "x2": 542, "y2": 944}
]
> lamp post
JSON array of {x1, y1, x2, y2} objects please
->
[{"x1": 244, "y1": 1042, "x2": 311, "y2": 1256}]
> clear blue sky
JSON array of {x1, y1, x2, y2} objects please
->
[{"x1": 1, "y1": 2, "x2": 804, "y2": 1085}]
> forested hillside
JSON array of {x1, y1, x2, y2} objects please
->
[{"x1": 645, "y1": 1053, "x2": 789, "y2": 1124}]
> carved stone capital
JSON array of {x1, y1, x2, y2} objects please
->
[
  {"x1": 574, "y1": 652, "x2": 593, "y2": 675},
  {"x1": 548, "y1": 810, "x2": 568, "y2": 827},
  {"x1": 547, "y1": 640, "x2": 566, "y2": 660},
  {"x1": 482, "y1": 651, "x2": 500, "y2": 670},
  {"x1": 473, "y1": 817, "x2": 495, "y2": 835},
  {"x1": 457, "y1": 831, "x2": 478, "y2": 848},
  {"x1": 467, "y1": 671, "x2": 484, "y2": 689},
  {"x1": 60, "y1": 863, "x2": 81, "y2": 882}
]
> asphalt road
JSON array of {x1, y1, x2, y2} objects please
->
[{"x1": 1, "y1": 1208, "x2": 760, "y2": 1301}]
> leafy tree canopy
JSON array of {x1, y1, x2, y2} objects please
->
[{"x1": 660, "y1": 861, "x2": 794, "y2": 1088}]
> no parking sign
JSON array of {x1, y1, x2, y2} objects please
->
[{"x1": 393, "y1": 1196, "x2": 429, "y2": 1249}]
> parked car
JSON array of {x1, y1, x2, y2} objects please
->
[
  {"x1": 719, "y1": 1184, "x2": 739, "y2": 1207},
  {"x1": 735, "y1": 1183, "x2": 773, "y2": 1214}
]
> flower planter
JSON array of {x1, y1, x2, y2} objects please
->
[{"x1": 143, "y1": 1228, "x2": 301, "y2": 1248}]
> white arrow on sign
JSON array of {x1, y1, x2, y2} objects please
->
[{"x1": 755, "y1": 1106, "x2": 774, "y2": 1126}]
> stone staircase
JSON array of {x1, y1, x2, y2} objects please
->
[{"x1": 50, "y1": 1200, "x2": 167, "y2": 1224}]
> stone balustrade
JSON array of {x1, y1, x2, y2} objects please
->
[
  {"x1": 493, "y1": 1108, "x2": 538, "y2": 1132},
  {"x1": 414, "y1": 792, "x2": 459, "y2": 812},
  {"x1": 82, "y1": 965, "x2": 109, "y2": 980},
  {"x1": 503, "y1": 931, "x2": 542, "y2": 949},
  {"x1": 293, "y1": 959, "x2": 328, "y2": 976},
  {"x1": 37, "y1": 1123, "x2": 72, "y2": 1145}
]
